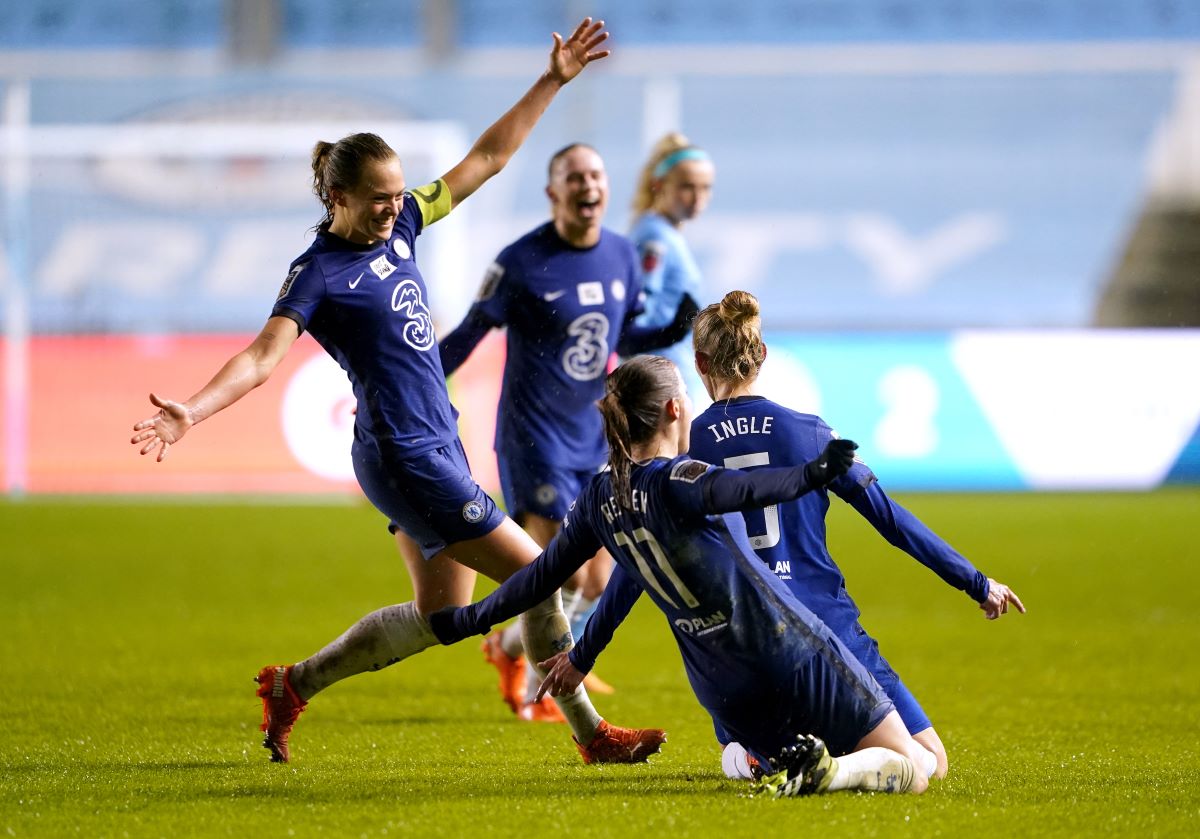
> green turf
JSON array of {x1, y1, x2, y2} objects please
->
[{"x1": 2, "y1": 490, "x2": 1198, "y2": 836}]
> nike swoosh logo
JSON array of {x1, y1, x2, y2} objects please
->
[
  {"x1": 349, "y1": 272, "x2": 365, "y2": 289},
  {"x1": 543, "y1": 290, "x2": 565, "y2": 301},
  {"x1": 412, "y1": 181, "x2": 443, "y2": 204}
]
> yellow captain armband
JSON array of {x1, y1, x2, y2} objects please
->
[{"x1": 410, "y1": 179, "x2": 452, "y2": 227}]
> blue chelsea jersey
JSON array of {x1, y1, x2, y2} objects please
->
[
  {"x1": 689, "y1": 397, "x2": 873, "y2": 633},
  {"x1": 560, "y1": 457, "x2": 837, "y2": 704},
  {"x1": 439, "y1": 451, "x2": 895, "y2": 759},
  {"x1": 472, "y1": 223, "x2": 643, "y2": 471},
  {"x1": 271, "y1": 184, "x2": 457, "y2": 458},
  {"x1": 689, "y1": 396, "x2": 988, "y2": 636}
]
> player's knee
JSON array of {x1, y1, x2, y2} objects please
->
[
  {"x1": 934, "y1": 749, "x2": 949, "y2": 780},
  {"x1": 914, "y1": 728, "x2": 948, "y2": 779}
]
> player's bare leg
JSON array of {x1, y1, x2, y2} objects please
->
[{"x1": 521, "y1": 512, "x2": 559, "y2": 550}]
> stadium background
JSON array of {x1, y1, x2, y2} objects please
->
[{"x1": 2, "y1": 0, "x2": 1199, "y2": 498}]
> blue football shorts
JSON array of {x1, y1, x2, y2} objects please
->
[
  {"x1": 352, "y1": 437, "x2": 505, "y2": 560},
  {"x1": 706, "y1": 627, "x2": 894, "y2": 762},
  {"x1": 842, "y1": 622, "x2": 932, "y2": 736},
  {"x1": 497, "y1": 454, "x2": 598, "y2": 522}
]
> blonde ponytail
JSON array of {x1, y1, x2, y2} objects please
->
[{"x1": 631, "y1": 132, "x2": 691, "y2": 215}]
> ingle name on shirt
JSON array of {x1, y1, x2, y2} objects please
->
[{"x1": 705, "y1": 415, "x2": 774, "y2": 443}]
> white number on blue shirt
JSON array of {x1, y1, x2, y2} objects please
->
[{"x1": 722, "y1": 452, "x2": 781, "y2": 550}]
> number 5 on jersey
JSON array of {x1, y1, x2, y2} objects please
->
[{"x1": 723, "y1": 452, "x2": 781, "y2": 550}]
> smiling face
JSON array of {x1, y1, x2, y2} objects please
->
[
  {"x1": 328, "y1": 155, "x2": 406, "y2": 245},
  {"x1": 654, "y1": 158, "x2": 715, "y2": 227},
  {"x1": 547, "y1": 145, "x2": 608, "y2": 247}
]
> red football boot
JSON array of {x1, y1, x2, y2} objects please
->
[
  {"x1": 254, "y1": 665, "x2": 307, "y2": 763},
  {"x1": 481, "y1": 631, "x2": 526, "y2": 714},
  {"x1": 574, "y1": 720, "x2": 666, "y2": 765}
]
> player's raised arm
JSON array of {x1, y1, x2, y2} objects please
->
[
  {"x1": 440, "y1": 17, "x2": 611, "y2": 208},
  {"x1": 130, "y1": 315, "x2": 300, "y2": 461}
]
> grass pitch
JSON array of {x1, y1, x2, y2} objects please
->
[{"x1": 2, "y1": 490, "x2": 1198, "y2": 837}]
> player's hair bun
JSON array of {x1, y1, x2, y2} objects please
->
[
  {"x1": 693, "y1": 290, "x2": 766, "y2": 386},
  {"x1": 718, "y1": 290, "x2": 760, "y2": 327}
]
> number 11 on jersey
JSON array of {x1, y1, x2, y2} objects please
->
[{"x1": 613, "y1": 527, "x2": 700, "y2": 609}]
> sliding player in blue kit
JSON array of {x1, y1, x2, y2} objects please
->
[
  {"x1": 130, "y1": 18, "x2": 666, "y2": 768},
  {"x1": 427, "y1": 355, "x2": 940, "y2": 797},
  {"x1": 439, "y1": 143, "x2": 697, "y2": 719},
  {"x1": 688, "y1": 290, "x2": 1026, "y2": 781}
]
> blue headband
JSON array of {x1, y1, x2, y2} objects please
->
[{"x1": 653, "y1": 147, "x2": 710, "y2": 180}]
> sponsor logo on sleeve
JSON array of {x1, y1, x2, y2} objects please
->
[
  {"x1": 670, "y1": 459, "x2": 711, "y2": 484},
  {"x1": 577, "y1": 281, "x2": 605, "y2": 306},
  {"x1": 277, "y1": 262, "x2": 307, "y2": 299}
]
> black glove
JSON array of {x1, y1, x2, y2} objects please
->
[
  {"x1": 656, "y1": 291, "x2": 700, "y2": 347},
  {"x1": 673, "y1": 292, "x2": 700, "y2": 331},
  {"x1": 803, "y1": 439, "x2": 858, "y2": 488},
  {"x1": 427, "y1": 606, "x2": 467, "y2": 646},
  {"x1": 617, "y1": 292, "x2": 701, "y2": 355}
]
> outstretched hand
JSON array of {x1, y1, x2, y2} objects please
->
[
  {"x1": 803, "y1": 438, "x2": 858, "y2": 488},
  {"x1": 131, "y1": 393, "x2": 192, "y2": 462},
  {"x1": 981, "y1": 578, "x2": 1026, "y2": 620},
  {"x1": 547, "y1": 17, "x2": 611, "y2": 84},
  {"x1": 534, "y1": 651, "x2": 586, "y2": 700}
]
